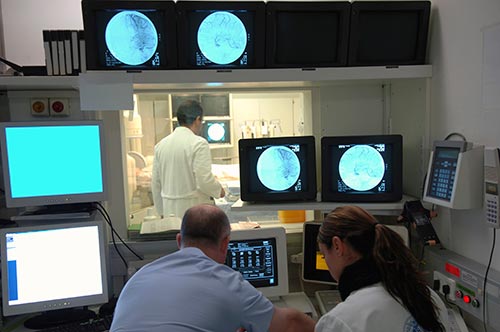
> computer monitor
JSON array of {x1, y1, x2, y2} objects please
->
[
  {"x1": 348, "y1": 1, "x2": 431, "y2": 66},
  {"x1": 265, "y1": 1, "x2": 350, "y2": 68},
  {"x1": 321, "y1": 134, "x2": 403, "y2": 202},
  {"x1": 225, "y1": 227, "x2": 289, "y2": 299},
  {"x1": 81, "y1": 0, "x2": 178, "y2": 70},
  {"x1": 0, "y1": 220, "x2": 109, "y2": 329},
  {"x1": 239, "y1": 136, "x2": 317, "y2": 202},
  {"x1": 0, "y1": 120, "x2": 107, "y2": 209},
  {"x1": 176, "y1": 1, "x2": 266, "y2": 69},
  {"x1": 302, "y1": 222, "x2": 336, "y2": 284},
  {"x1": 202, "y1": 119, "x2": 232, "y2": 146}
]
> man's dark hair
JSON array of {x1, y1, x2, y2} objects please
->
[
  {"x1": 180, "y1": 205, "x2": 230, "y2": 247},
  {"x1": 177, "y1": 99, "x2": 203, "y2": 126}
]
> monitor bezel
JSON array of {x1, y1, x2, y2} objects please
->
[
  {"x1": 302, "y1": 221, "x2": 337, "y2": 285},
  {"x1": 0, "y1": 120, "x2": 108, "y2": 208},
  {"x1": 320, "y1": 134, "x2": 403, "y2": 202},
  {"x1": 265, "y1": 1, "x2": 351, "y2": 68},
  {"x1": 81, "y1": 0, "x2": 178, "y2": 70},
  {"x1": 239, "y1": 136, "x2": 317, "y2": 202},
  {"x1": 176, "y1": 1, "x2": 266, "y2": 69},
  {"x1": 348, "y1": 1, "x2": 431, "y2": 66},
  {"x1": 228, "y1": 227, "x2": 289, "y2": 299},
  {"x1": 0, "y1": 220, "x2": 109, "y2": 317}
]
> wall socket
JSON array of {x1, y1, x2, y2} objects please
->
[{"x1": 434, "y1": 270, "x2": 456, "y2": 301}]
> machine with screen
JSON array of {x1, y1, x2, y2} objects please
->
[
  {"x1": 202, "y1": 119, "x2": 232, "y2": 146},
  {"x1": 0, "y1": 120, "x2": 107, "y2": 210},
  {"x1": 239, "y1": 136, "x2": 317, "y2": 202},
  {"x1": 265, "y1": 1, "x2": 350, "y2": 68},
  {"x1": 225, "y1": 227, "x2": 289, "y2": 299},
  {"x1": 321, "y1": 134, "x2": 403, "y2": 202},
  {"x1": 0, "y1": 220, "x2": 109, "y2": 329},
  {"x1": 302, "y1": 221, "x2": 336, "y2": 285},
  {"x1": 423, "y1": 140, "x2": 483, "y2": 209},
  {"x1": 348, "y1": 1, "x2": 431, "y2": 66},
  {"x1": 81, "y1": 0, "x2": 178, "y2": 70},
  {"x1": 176, "y1": 1, "x2": 266, "y2": 69}
]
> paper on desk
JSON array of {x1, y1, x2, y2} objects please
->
[
  {"x1": 140, "y1": 217, "x2": 181, "y2": 235},
  {"x1": 230, "y1": 221, "x2": 261, "y2": 230}
]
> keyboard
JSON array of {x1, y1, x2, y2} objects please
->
[
  {"x1": 315, "y1": 290, "x2": 342, "y2": 315},
  {"x1": 38, "y1": 315, "x2": 113, "y2": 332}
]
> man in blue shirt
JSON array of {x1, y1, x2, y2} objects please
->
[{"x1": 111, "y1": 204, "x2": 315, "y2": 332}]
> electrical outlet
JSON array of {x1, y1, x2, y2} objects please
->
[
  {"x1": 30, "y1": 98, "x2": 49, "y2": 116},
  {"x1": 49, "y1": 98, "x2": 70, "y2": 116},
  {"x1": 434, "y1": 270, "x2": 456, "y2": 301}
]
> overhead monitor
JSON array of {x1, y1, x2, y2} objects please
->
[
  {"x1": 176, "y1": 1, "x2": 266, "y2": 69},
  {"x1": 423, "y1": 140, "x2": 483, "y2": 209},
  {"x1": 265, "y1": 1, "x2": 350, "y2": 68},
  {"x1": 321, "y1": 134, "x2": 403, "y2": 202},
  {"x1": 348, "y1": 1, "x2": 431, "y2": 66},
  {"x1": 0, "y1": 220, "x2": 109, "y2": 329},
  {"x1": 0, "y1": 120, "x2": 107, "y2": 209},
  {"x1": 202, "y1": 119, "x2": 232, "y2": 146},
  {"x1": 225, "y1": 227, "x2": 289, "y2": 299},
  {"x1": 81, "y1": 0, "x2": 178, "y2": 70},
  {"x1": 239, "y1": 136, "x2": 317, "y2": 202}
]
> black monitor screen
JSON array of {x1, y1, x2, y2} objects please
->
[
  {"x1": 225, "y1": 237, "x2": 278, "y2": 288},
  {"x1": 82, "y1": 0, "x2": 177, "y2": 70},
  {"x1": 302, "y1": 222, "x2": 336, "y2": 284},
  {"x1": 239, "y1": 136, "x2": 317, "y2": 202},
  {"x1": 426, "y1": 147, "x2": 460, "y2": 202},
  {"x1": 321, "y1": 135, "x2": 403, "y2": 202},
  {"x1": 176, "y1": 1, "x2": 265, "y2": 69},
  {"x1": 348, "y1": 1, "x2": 430, "y2": 66},
  {"x1": 266, "y1": 2, "x2": 350, "y2": 68}
]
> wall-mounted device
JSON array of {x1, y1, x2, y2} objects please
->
[
  {"x1": 423, "y1": 140, "x2": 484, "y2": 209},
  {"x1": 484, "y1": 147, "x2": 500, "y2": 228}
]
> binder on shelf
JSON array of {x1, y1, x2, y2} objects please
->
[
  {"x1": 79, "y1": 30, "x2": 86, "y2": 73},
  {"x1": 57, "y1": 30, "x2": 66, "y2": 75},
  {"x1": 49, "y1": 30, "x2": 60, "y2": 75},
  {"x1": 71, "y1": 30, "x2": 79, "y2": 74},
  {"x1": 64, "y1": 30, "x2": 72, "y2": 75},
  {"x1": 42, "y1": 30, "x2": 53, "y2": 76}
]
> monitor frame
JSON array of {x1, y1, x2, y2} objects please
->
[
  {"x1": 227, "y1": 227, "x2": 289, "y2": 299},
  {"x1": 0, "y1": 120, "x2": 108, "y2": 208},
  {"x1": 0, "y1": 220, "x2": 109, "y2": 317},
  {"x1": 321, "y1": 134, "x2": 403, "y2": 202},
  {"x1": 176, "y1": 1, "x2": 266, "y2": 69},
  {"x1": 302, "y1": 221, "x2": 337, "y2": 285},
  {"x1": 265, "y1": 1, "x2": 351, "y2": 68},
  {"x1": 81, "y1": 0, "x2": 178, "y2": 70},
  {"x1": 348, "y1": 1, "x2": 431, "y2": 66},
  {"x1": 239, "y1": 136, "x2": 317, "y2": 202}
]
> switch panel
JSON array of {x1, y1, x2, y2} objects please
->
[
  {"x1": 49, "y1": 98, "x2": 70, "y2": 116},
  {"x1": 31, "y1": 98, "x2": 49, "y2": 116}
]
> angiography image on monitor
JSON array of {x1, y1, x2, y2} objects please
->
[
  {"x1": 338, "y1": 144, "x2": 386, "y2": 192},
  {"x1": 256, "y1": 146, "x2": 301, "y2": 191},
  {"x1": 105, "y1": 10, "x2": 159, "y2": 66},
  {"x1": 197, "y1": 11, "x2": 247, "y2": 65}
]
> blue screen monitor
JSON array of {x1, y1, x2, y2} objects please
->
[
  {"x1": 0, "y1": 220, "x2": 109, "y2": 329},
  {"x1": 82, "y1": 0, "x2": 178, "y2": 70},
  {"x1": 239, "y1": 136, "x2": 317, "y2": 202},
  {"x1": 202, "y1": 119, "x2": 232, "y2": 146},
  {"x1": 176, "y1": 1, "x2": 266, "y2": 69},
  {"x1": 0, "y1": 120, "x2": 107, "y2": 208},
  {"x1": 321, "y1": 134, "x2": 403, "y2": 202}
]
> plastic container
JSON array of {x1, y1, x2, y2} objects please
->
[{"x1": 278, "y1": 210, "x2": 306, "y2": 223}]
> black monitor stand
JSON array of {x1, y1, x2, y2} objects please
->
[{"x1": 24, "y1": 308, "x2": 97, "y2": 330}]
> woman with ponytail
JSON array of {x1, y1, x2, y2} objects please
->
[{"x1": 315, "y1": 205, "x2": 449, "y2": 332}]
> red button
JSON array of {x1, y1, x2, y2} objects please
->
[{"x1": 463, "y1": 295, "x2": 471, "y2": 304}]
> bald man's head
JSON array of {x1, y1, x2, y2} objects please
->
[{"x1": 180, "y1": 204, "x2": 231, "y2": 248}]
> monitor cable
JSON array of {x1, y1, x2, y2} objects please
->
[{"x1": 482, "y1": 228, "x2": 496, "y2": 332}]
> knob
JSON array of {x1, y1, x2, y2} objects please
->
[{"x1": 472, "y1": 299, "x2": 480, "y2": 308}]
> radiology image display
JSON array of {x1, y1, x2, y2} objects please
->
[
  {"x1": 95, "y1": 9, "x2": 168, "y2": 68},
  {"x1": 202, "y1": 120, "x2": 231, "y2": 144}
]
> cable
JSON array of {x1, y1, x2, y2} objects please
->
[
  {"x1": 95, "y1": 204, "x2": 128, "y2": 269},
  {"x1": 444, "y1": 132, "x2": 467, "y2": 141},
  {"x1": 482, "y1": 228, "x2": 496, "y2": 332}
]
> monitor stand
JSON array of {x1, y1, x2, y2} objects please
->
[
  {"x1": 23, "y1": 308, "x2": 97, "y2": 329},
  {"x1": 12, "y1": 203, "x2": 97, "y2": 221}
]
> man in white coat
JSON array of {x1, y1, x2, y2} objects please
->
[{"x1": 151, "y1": 99, "x2": 225, "y2": 218}]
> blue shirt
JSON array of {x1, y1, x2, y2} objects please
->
[{"x1": 111, "y1": 247, "x2": 274, "y2": 332}]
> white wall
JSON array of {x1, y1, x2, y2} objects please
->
[{"x1": 430, "y1": 0, "x2": 500, "y2": 270}]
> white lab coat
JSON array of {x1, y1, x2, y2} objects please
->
[
  {"x1": 151, "y1": 126, "x2": 223, "y2": 218},
  {"x1": 316, "y1": 283, "x2": 450, "y2": 332}
]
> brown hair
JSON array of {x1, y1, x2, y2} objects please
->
[{"x1": 318, "y1": 205, "x2": 442, "y2": 332}]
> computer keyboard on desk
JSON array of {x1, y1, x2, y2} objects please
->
[{"x1": 38, "y1": 315, "x2": 113, "y2": 332}]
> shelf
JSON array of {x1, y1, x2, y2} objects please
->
[
  {"x1": 0, "y1": 65, "x2": 432, "y2": 91},
  {"x1": 231, "y1": 194, "x2": 417, "y2": 216}
]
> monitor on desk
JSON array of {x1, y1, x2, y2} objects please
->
[
  {"x1": 0, "y1": 220, "x2": 109, "y2": 329},
  {"x1": 225, "y1": 227, "x2": 289, "y2": 299},
  {"x1": 302, "y1": 222, "x2": 337, "y2": 285}
]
